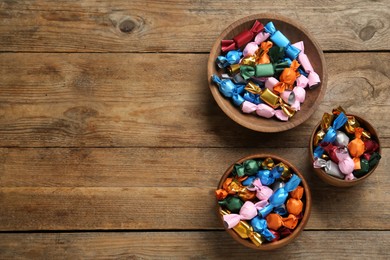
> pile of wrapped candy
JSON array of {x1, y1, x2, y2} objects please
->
[
  {"x1": 211, "y1": 20, "x2": 320, "y2": 121},
  {"x1": 216, "y1": 157, "x2": 306, "y2": 246},
  {"x1": 313, "y1": 107, "x2": 381, "y2": 180}
]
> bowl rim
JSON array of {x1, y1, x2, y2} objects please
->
[
  {"x1": 207, "y1": 13, "x2": 328, "y2": 132},
  {"x1": 216, "y1": 153, "x2": 312, "y2": 250},
  {"x1": 309, "y1": 113, "x2": 381, "y2": 187}
]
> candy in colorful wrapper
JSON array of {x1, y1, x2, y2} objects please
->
[
  {"x1": 216, "y1": 50, "x2": 243, "y2": 68},
  {"x1": 222, "y1": 20, "x2": 264, "y2": 52},
  {"x1": 320, "y1": 142, "x2": 339, "y2": 163},
  {"x1": 233, "y1": 159, "x2": 260, "y2": 177},
  {"x1": 243, "y1": 92, "x2": 261, "y2": 105},
  {"x1": 251, "y1": 217, "x2": 276, "y2": 241},
  {"x1": 314, "y1": 113, "x2": 333, "y2": 146},
  {"x1": 368, "y1": 152, "x2": 381, "y2": 168},
  {"x1": 247, "y1": 178, "x2": 273, "y2": 201},
  {"x1": 223, "y1": 201, "x2": 259, "y2": 229},
  {"x1": 273, "y1": 60, "x2": 301, "y2": 94},
  {"x1": 322, "y1": 112, "x2": 348, "y2": 143},
  {"x1": 241, "y1": 176, "x2": 256, "y2": 186},
  {"x1": 266, "y1": 213, "x2": 298, "y2": 230},
  {"x1": 218, "y1": 177, "x2": 256, "y2": 201},
  {"x1": 242, "y1": 101, "x2": 275, "y2": 118},
  {"x1": 335, "y1": 131, "x2": 349, "y2": 147},
  {"x1": 353, "y1": 159, "x2": 370, "y2": 178},
  {"x1": 264, "y1": 22, "x2": 301, "y2": 60},
  {"x1": 335, "y1": 147, "x2": 355, "y2": 180},
  {"x1": 347, "y1": 127, "x2": 365, "y2": 169},
  {"x1": 211, "y1": 75, "x2": 245, "y2": 106},
  {"x1": 287, "y1": 186, "x2": 304, "y2": 216},
  {"x1": 218, "y1": 196, "x2": 244, "y2": 213},
  {"x1": 261, "y1": 158, "x2": 275, "y2": 169},
  {"x1": 259, "y1": 174, "x2": 301, "y2": 218},
  {"x1": 364, "y1": 139, "x2": 379, "y2": 154},
  {"x1": 257, "y1": 165, "x2": 283, "y2": 186},
  {"x1": 256, "y1": 41, "x2": 273, "y2": 64},
  {"x1": 313, "y1": 158, "x2": 344, "y2": 179},
  {"x1": 243, "y1": 42, "x2": 259, "y2": 57},
  {"x1": 280, "y1": 90, "x2": 296, "y2": 106},
  {"x1": 291, "y1": 41, "x2": 321, "y2": 88},
  {"x1": 220, "y1": 209, "x2": 265, "y2": 246}
]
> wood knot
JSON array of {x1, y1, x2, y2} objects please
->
[
  {"x1": 359, "y1": 25, "x2": 376, "y2": 41},
  {"x1": 119, "y1": 19, "x2": 136, "y2": 33},
  {"x1": 358, "y1": 19, "x2": 384, "y2": 42}
]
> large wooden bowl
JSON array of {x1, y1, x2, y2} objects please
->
[
  {"x1": 217, "y1": 154, "x2": 312, "y2": 250},
  {"x1": 207, "y1": 13, "x2": 327, "y2": 132},
  {"x1": 309, "y1": 114, "x2": 381, "y2": 187}
]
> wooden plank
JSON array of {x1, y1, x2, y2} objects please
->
[
  {"x1": 0, "y1": 1, "x2": 389, "y2": 52},
  {"x1": 0, "y1": 231, "x2": 389, "y2": 259},
  {"x1": 0, "y1": 147, "x2": 388, "y2": 230},
  {"x1": 0, "y1": 53, "x2": 389, "y2": 148},
  {"x1": 0, "y1": 147, "x2": 387, "y2": 188}
]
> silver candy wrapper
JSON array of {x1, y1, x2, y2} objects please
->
[
  {"x1": 313, "y1": 158, "x2": 344, "y2": 179},
  {"x1": 334, "y1": 130, "x2": 349, "y2": 147}
]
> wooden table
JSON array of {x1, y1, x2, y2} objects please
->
[{"x1": 0, "y1": 1, "x2": 389, "y2": 258}]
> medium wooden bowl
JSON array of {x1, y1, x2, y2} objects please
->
[
  {"x1": 309, "y1": 114, "x2": 381, "y2": 187},
  {"x1": 207, "y1": 13, "x2": 327, "y2": 132},
  {"x1": 217, "y1": 154, "x2": 312, "y2": 250}
]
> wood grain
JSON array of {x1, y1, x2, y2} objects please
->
[
  {"x1": 0, "y1": 53, "x2": 389, "y2": 148},
  {"x1": 0, "y1": 0, "x2": 389, "y2": 52},
  {"x1": 0, "y1": 231, "x2": 389, "y2": 259},
  {"x1": 0, "y1": 147, "x2": 388, "y2": 230}
]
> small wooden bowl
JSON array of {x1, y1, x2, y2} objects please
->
[
  {"x1": 217, "y1": 154, "x2": 312, "y2": 250},
  {"x1": 207, "y1": 13, "x2": 327, "y2": 132},
  {"x1": 309, "y1": 114, "x2": 381, "y2": 187}
]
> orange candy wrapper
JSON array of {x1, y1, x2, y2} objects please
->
[
  {"x1": 273, "y1": 60, "x2": 300, "y2": 94},
  {"x1": 348, "y1": 127, "x2": 365, "y2": 170}
]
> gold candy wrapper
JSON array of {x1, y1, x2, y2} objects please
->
[
  {"x1": 260, "y1": 88, "x2": 279, "y2": 108},
  {"x1": 245, "y1": 81, "x2": 262, "y2": 95},
  {"x1": 261, "y1": 158, "x2": 274, "y2": 169},
  {"x1": 228, "y1": 64, "x2": 241, "y2": 75},
  {"x1": 240, "y1": 56, "x2": 256, "y2": 67},
  {"x1": 275, "y1": 162, "x2": 292, "y2": 181},
  {"x1": 220, "y1": 209, "x2": 265, "y2": 246}
]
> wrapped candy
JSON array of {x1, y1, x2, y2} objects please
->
[
  {"x1": 353, "y1": 159, "x2": 370, "y2": 178},
  {"x1": 322, "y1": 112, "x2": 348, "y2": 143},
  {"x1": 251, "y1": 217, "x2": 275, "y2": 241},
  {"x1": 259, "y1": 174, "x2": 301, "y2": 217},
  {"x1": 335, "y1": 131, "x2": 349, "y2": 147},
  {"x1": 368, "y1": 152, "x2": 381, "y2": 168},
  {"x1": 218, "y1": 196, "x2": 244, "y2": 213},
  {"x1": 273, "y1": 60, "x2": 301, "y2": 94},
  {"x1": 264, "y1": 22, "x2": 301, "y2": 60},
  {"x1": 266, "y1": 213, "x2": 298, "y2": 230},
  {"x1": 286, "y1": 186, "x2": 304, "y2": 216},
  {"x1": 217, "y1": 177, "x2": 256, "y2": 201},
  {"x1": 261, "y1": 158, "x2": 275, "y2": 169},
  {"x1": 364, "y1": 139, "x2": 379, "y2": 154},
  {"x1": 223, "y1": 201, "x2": 259, "y2": 229},
  {"x1": 314, "y1": 113, "x2": 333, "y2": 146},
  {"x1": 242, "y1": 101, "x2": 275, "y2": 118},
  {"x1": 291, "y1": 41, "x2": 321, "y2": 88},
  {"x1": 256, "y1": 41, "x2": 273, "y2": 64},
  {"x1": 247, "y1": 178, "x2": 273, "y2": 201},
  {"x1": 211, "y1": 75, "x2": 245, "y2": 106},
  {"x1": 243, "y1": 92, "x2": 261, "y2": 104},
  {"x1": 233, "y1": 159, "x2": 260, "y2": 177},
  {"x1": 335, "y1": 148, "x2": 355, "y2": 180},
  {"x1": 348, "y1": 127, "x2": 365, "y2": 169},
  {"x1": 220, "y1": 209, "x2": 265, "y2": 246},
  {"x1": 313, "y1": 158, "x2": 344, "y2": 179},
  {"x1": 275, "y1": 162, "x2": 292, "y2": 181},
  {"x1": 222, "y1": 20, "x2": 264, "y2": 52},
  {"x1": 216, "y1": 50, "x2": 243, "y2": 68},
  {"x1": 257, "y1": 165, "x2": 283, "y2": 186},
  {"x1": 243, "y1": 42, "x2": 259, "y2": 57},
  {"x1": 320, "y1": 142, "x2": 339, "y2": 163}
]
